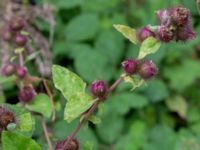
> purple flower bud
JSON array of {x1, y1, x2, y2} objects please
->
[
  {"x1": 157, "y1": 25, "x2": 174, "y2": 42},
  {"x1": 138, "y1": 60, "x2": 158, "y2": 80},
  {"x1": 175, "y1": 22, "x2": 196, "y2": 41},
  {"x1": 2, "y1": 28, "x2": 12, "y2": 41},
  {"x1": 156, "y1": 9, "x2": 171, "y2": 25},
  {"x1": 0, "y1": 106, "x2": 16, "y2": 130},
  {"x1": 55, "y1": 139, "x2": 79, "y2": 150},
  {"x1": 137, "y1": 27, "x2": 155, "y2": 42},
  {"x1": 122, "y1": 59, "x2": 138, "y2": 75},
  {"x1": 2, "y1": 63, "x2": 16, "y2": 76},
  {"x1": 91, "y1": 80, "x2": 108, "y2": 100},
  {"x1": 16, "y1": 66, "x2": 27, "y2": 78},
  {"x1": 171, "y1": 6, "x2": 189, "y2": 26},
  {"x1": 18, "y1": 86, "x2": 37, "y2": 103},
  {"x1": 14, "y1": 34, "x2": 27, "y2": 46},
  {"x1": 9, "y1": 17, "x2": 25, "y2": 31}
]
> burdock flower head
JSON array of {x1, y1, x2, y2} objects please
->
[
  {"x1": 175, "y1": 22, "x2": 196, "y2": 41},
  {"x1": 155, "y1": 6, "x2": 195, "y2": 42},
  {"x1": 157, "y1": 25, "x2": 174, "y2": 42},
  {"x1": 138, "y1": 60, "x2": 158, "y2": 80},
  {"x1": 18, "y1": 85, "x2": 37, "y2": 103},
  {"x1": 0, "y1": 105, "x2": 16, "y2": 132},
  {"x1": 122, "y1": 59, "x2": 138, "y2": 75},
  {"x1": 55, "y1": 138, "x2": 79, "y2": 150},
  {"x1": 2, "y1": 63, "x2": 16, "y2": 76},
  {"x1": 156, "y1": 9, "x2": 171, "y2": 25},
  {"x1": 171, "y1": 6, "x2": 190, "y2": 26}
]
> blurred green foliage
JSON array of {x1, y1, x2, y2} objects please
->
[
  {"x1": 46, "y1": 0, "x2": 200, "y2": 149},
  {"x1": 2, "y1": 0, "x2": 200, "y2": 149}
]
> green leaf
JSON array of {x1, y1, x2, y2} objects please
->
[
  {"x1": 65, "y1": 14, "x2": 99, "y2": 41},
  {"x1": 49, "y1": 0, "x2": 83, "y2": 9},
  {"x1": 2, "y1": 131, "x2": 41, "y2": 150},
  {"x1": 123, "y1": 74, "x2": 145, "y2": 91},
  {"x1": 82, "y1": 0, "x2": 120, "y2": 12},
  {"x1": 1, "y1": 104, "x2": 35, "y2": 136},
  {"x1": 64, "y1": 92, "x2": 96, "y2": 123},
  {"x1": 74, "y1": 47, "x2": 114, "y2": 82},
  {"x1": 26, "y1": 94, "x2": 52, "y2": 118},
  {"x1": 16, "y1": 112, "x2": 35, "y2": 136},
  {"x1": 95, "y1": 30, "x2": 124, "y2": 65},
  {"x1": 166, "y1": 95, "x2": 188, "y2": 118},
  {"x1": 88, "y1": 115, "x2": 101, "y2": 124},
  {"x1": 175, "y1": 129, "x2": 200, "y2": 150},
  {"x1": 106, "y1": 92, "x2": 149, "y2": 116},
  {"x1": 143, "y1": 125, "x2": 177, "y2": 150},
  {"x1": 113, "y1": 24, "x2": 138, "y2": 44},
  {"x1": 52, "y1": 65, "x2": 86, "y2": 99},
  {"x1": 138, "y1": 37, "x2": 161, "y2": 59},
  {"x1": 96, "y1": 112, "x2": 124, "y2": 144},
  {"x1": 83, "y1": 141, "x2": 94, "y2": 150},
  {"x1": 145, "y1": 79, "x2": 169, "y2": 103},
  {"x1": 115, "y1": 121, "x2": 148, "y2": 150},
  {"x1": 164, "y1": 59, "x2": 200, "y2": 92}
]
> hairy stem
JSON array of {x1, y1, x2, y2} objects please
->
[
  {"x1": 19, "y1": 53, "x2": 24, "y2": 67},
  {"x1": 62, "y1": 76, "x2": 124, "y2": 149},
  {"x1": 42, "y1": 118, "x2": 53, "y2": 150},
  {"x1": 43, "y1": 79, "x2": 56, "y2": 121}
]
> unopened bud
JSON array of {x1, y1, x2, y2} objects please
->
[
  {"x1": 16, "y1": 66, "x2": 27, "y2": 78},
  {"x1": 157, "y1": 25, "x2": 174, "y2": 42},
  {"x1": 91, "y1": 80, "x2": 108, "y2": 100},
  {"x1": 9, "y1": 17, "x2": 25, "y2": 31},
  {"x1": 122, "y1": 59, "x2": 138, "y2": 75},
  {"x1": 137, "y1": 27, "x2": 155, "y2": 42},
  {"x1": 138, "y1": 60, "x2": 158, "y2": 80},
  {"x1": 2, "y1": 63, "x2": 16, "y2": 76},
  {"x1": 14, "y1": 34, "x2": 27, "y2": 46},
  {"x1": 18, "y1": 85, "x2": 37, "y2": 103},
  {"x1": 171, "y1": 6, "x2": 189, "y2": 26}
]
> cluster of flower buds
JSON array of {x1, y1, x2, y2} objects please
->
[
  {"x1": 2, "y1": 16, "x2": 27, "y2": 46},
  {"x1": 0, "y1": 106, "x2": 16, "y2": 133},
  {"x1": 137, "y1": 6, "x2": 195, "y2": 43},
  {"x1": 2, "y1": 63, "x2": 27, "y2": 79},
  {"x1": 1, "y1": 16, "x2": 29, "y2": 79},
  {"x1": 90, "y1": 59, "x2": 157, "y2": 100},
  {"x1": 55, "y1": 138, "x2": 79, "y2": 150},
  {"x1": 122, "y1": 59, "x2": 158, "y2": 80}
]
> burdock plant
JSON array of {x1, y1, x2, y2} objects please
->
[{"x1": 52, "y1": 5, "x2": 195, "y2": 150}]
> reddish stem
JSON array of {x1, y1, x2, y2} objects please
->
[{"x1": 62, "y1": 76, "x2": 124, "y2": 149}]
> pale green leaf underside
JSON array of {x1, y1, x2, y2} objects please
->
[
  {"x1": 17, "y1": 113, "x2": 35, "y2": 136},
  {"x1": 52, "y1": 65, "x2": 86, "y2": 99},
  {"x1": 26, "y1": 94, "x2": 52, "y2": 118},
  {"x1": 88, "y1": 115, "x2": 101, "y2": 124},
  {"x1": 138, "y1": 37, "x2": 161, "y2": 59},
  {"x1": 123, "y1": 74, "x2": 145, "y2": 91},
  {"x1": 166, "y1": 95, "x2": 187, "y2": 118},
  {"x1": 2, "y1": 131, "x2": 41, "y2": 150},
  {"x1": 64, "y1": 92, "x2": 96, "y2": 123},
  {"x1": 113, "y1": 24, "x2": 138, "y2": 44}
]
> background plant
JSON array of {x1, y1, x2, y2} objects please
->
[{"x1": 0, "y1": 0, "x2": 200, "y2": 150}]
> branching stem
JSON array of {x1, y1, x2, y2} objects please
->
[{"x1": 62, "y1": 76, "x2": 124, "y2": 149}]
